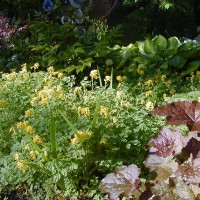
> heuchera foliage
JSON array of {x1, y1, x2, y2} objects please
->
[{"x1": 100, "y1": 101, "x2": 200, "y2": 200}]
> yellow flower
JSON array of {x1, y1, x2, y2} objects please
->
[
  {"x1": 17, "y1": 160, "x2": 28, "y2": 172},
  {"x1": 116, "y1": 76, "x2": 122, "y2": 82},
  {"x1": 16, "y1": 121, "x2": 29, "y2": 129},
  {"x1": 0, "y1": 100, "x2": 6, "y2": 107},
  {"x1": 100, "y1": 107, "x2": 110, "y2": 118},
  {"x1": 145, "y1": 101, "x2": 154, "y2": 111},
  {"x1": 30, "y1": 151, "x2": 37, "y2": 159},
  {"x1": 78, "y1": 107, "x2": 90, "y2": 117},
  {"x1": 137, "y1": 69, "x2": 144, "y2": 75},
  {"x1": 104, "y1": 76, "x2": 111, "y2": 83},
  {"x1": 58, "y1": 73, "x2": 64, "y2": 79},
  {"x1": 25, "y1": 125, "x2": 34, "y2": 134},
  {"x1": 71, "y1": 130, "x2": 92, "y2": 144},
  {"x1": 90, "y1": 70, "x2": 98, "y2": 79},
  {"x1": 165, "y1": 80, "x2": 172, "y2": 86},
  {"x1": 140, "y1": 100, "x2": 145, "y2": 105},
  {"x1": 40, "y1": 97, "x2": 49, "y2": 105},
  {"x1": 47, "y1": 66, "x2": 55, "y2": 73},
  {"x1": 24, "y1": 145, "x2": 30, "y2": 150},
  {"x1": 100, "y1": 138, "x2": 107, "y2": 144},
  {"x1": 74, "y1": 87, "x2": 82, "y2": 95},
  {"x1": 137, "y1": 82, "x2": 142, "y2": 87},
  {"x1": 145, "y1": 90, "x2": 153, "y2": 97},
  {"x1": 32, "y1": 135, "x2": 43, "y2": 143},
  {"x1": 9, "y1": 127, "x2": 15, "y2": 133},
  {"x1": 144, "y1": 79, "x2": 153, "y2": 86},
  {"x1": 117, "y1": 91, "x2": 125, "y2": 99},
  {"x1": 161, "y1": 75, "x2": 166, "y2": 81},
  {"x1": 170, "y1": 89, "x2": 176, "y2": 95},
  {"x1": 163, "y1": 94, "x2": 170, "y2": 101},
  {"x1": 14, "y1": 153, "x2": 20, "y2": 161},
  {"x1": 25, "y1": 110, "x2": 31, "y2": 117}
]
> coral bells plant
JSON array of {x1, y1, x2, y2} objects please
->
[{"x1": 100, "y1": 101, "x2": 200, "y2": 200}]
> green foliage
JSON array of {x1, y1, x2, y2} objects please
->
[{"x1": 119, "y1": 35, "x2": 200, "y2": 76}]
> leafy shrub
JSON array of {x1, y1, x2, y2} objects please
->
[
  {"x1": 100, "y1": 101, "x2": 200, "y2": 199},
  {"x1": 0, "y1": 64, "x2": 167, "y2": 199}
]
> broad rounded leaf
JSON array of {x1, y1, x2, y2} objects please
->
[
  {"x1": 167, "y1": 37, "x2": 179, "y2": 50},
  {"x1": 43, "y1": 0, "x2": 53, "y2": 11},
  {"x1": 144, "y1": 39, "x2": 155, "y2": 54},
  {"x1": 152, "y1": 127, "x2": 183, "y2": 157},
  {"x1": 154, "y1": 35, "x2": 167, "y2": 52},
  {"x1": 169, "y1": 55, "x2": 186, "y2": 68},
  {"x1": 177, "y1": 154, "x2": 200, "y2": 184},
  {"x1": 150, "y1": 101, "x2": 200, "y2": 131},
  {"x1": 100, "y1": 164, "x2": 140, "y2": 200},
  {"x1": 181, "y1": 60, "x2": 200, "y2": 76}
]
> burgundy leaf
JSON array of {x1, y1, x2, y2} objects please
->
[
  {"x1": 152, "y1": 127, "x2": 183, "y2": 158},
  {"x1": 150, "y1": 101, "x2": 200, "y2": 131},
  {"x1": 99, "y1": 164, "x2": 140, "y2": 200},
  {"x1": 182, "y1": 137, "x2": 200, "y2": 159},
  {"x1": 177, "y1": 154, "x2": 200, "y2": 184}
]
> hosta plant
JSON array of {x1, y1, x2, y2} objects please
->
[{"x1": 100, "y1": 101, "x2": 200, "y2": 200}]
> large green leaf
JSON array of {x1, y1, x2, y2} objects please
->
[
  {"x1": 144, "y1": 39, "x2": 155, "y2": 54},
  {"x1": 154, "y1": 35, "x2": 167, "y2": 52},
  {"x1": 169, "y1": 55, "x2": 187, "y2": 68},
  {"x1": 181, "y1": 60, "x2": 200, "y2": 76},
  {"x1": 167, "y1": 37, "x2": 179, "y2": 50}
]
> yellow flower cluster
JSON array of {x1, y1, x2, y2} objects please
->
[
  {"x1": 144, "y1": 79, "x2": 153, "y2": 86},
  {"x1": 32, "y1": 135, "x2": 43, "y2": 143},
  {"x1": 29, "y1": 151, "x2": 37, "y2": 158},
  {"x1": 137, "y1": 69, "x2": 144, "y2": 75},
  {"x1": 74, "y1": 87, "x2": 82, "y2": 95},
  {"x1": 90, "y1": 70, "x2": 98, "y2": 79},
  {"x1": 2, "y1": 72, "x2": 16, "y2": 80},
  {"x1": 104, "y1": 76, "x2": 111, "y2": 83},
  {"x1": 78, "y1": 106, "x2": 90, "y2": 116},
  {"x1": 17, "y1": 160, "x2": 28, "y2": 172},
  {"x1": 145, "y1": 90, "x2": 153, "y2": 97},
  {"x1": 100, "y1": 107, "x2": 110, "y2": 118},
  {"x1": 71, "y1": 130, "x2": 92, "y2": 144},
  {"x1": 116, "y1": 91, "x2": 125, "y2": 99},
  {"x1": 25, "y1": 109, "x2": 31, "y2": 117},
  {"x1": 16, "y1": 121, "x2": 34, "y2": 134},
  {"x1": 31, "y1": 85, "x2": 66, "y2": 106}
]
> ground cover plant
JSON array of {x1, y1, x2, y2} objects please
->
[
  {"x1": 100, "y1": 101, "x2": 200, "y2": 200},
  {"x1": 0, "y1": 62, "x2": 200, "y2": 199}
]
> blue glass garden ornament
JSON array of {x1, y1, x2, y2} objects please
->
[
  {"x1": 75, "y1": 9, "x2": 84, "y2": 24},
  {"x1": 43, "y1": 0, "x2": 53, "y2": 11},
  {"x1": 69, "y1": 0, "x2": 80, "y2": 9},
  {"x1": 61, "y1": 16, "x2": 71, "y2": 24}
]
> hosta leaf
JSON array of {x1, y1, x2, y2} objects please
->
[
  {"x1": 152, "y1": 127, "x2": 183, "y2": 157},
  {"x1": 99, "y1": 164, "x2": 140, "y2": 200},
  {"x1": 144, "y1": 39, "x2": 155, "y2": 54},
  {"x1": 169, "y1": 55, "x2": 186, "y2": 68},
  {"x1": 154, "y1": 35, "x2": 167, "y2": 52},
  {"x1": 167, "y1": 37, "x2": 179, "y2": 50},
  {"x1": 150, "y1": 101, "x2": 200, "y2": 131},
  {"x1": 177, "y1": 154, "x2": 200, "y2": 184}
]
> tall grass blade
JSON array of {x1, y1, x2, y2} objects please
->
[
  {"x1": 92, "y1": 95, "x2": 101, "y2": 128},
  {"x1": 97, "y1": 66, "x2": 103, "y2": 87},
  {"x1": 50, "y1": 109, "x2": 57, "y2": 159},
  {"x1": 59, "y1": 111, "x2": 79, "y2": 135},
  {"x1": 110, "y1": 67, "x2": 113, "y2": 89}
]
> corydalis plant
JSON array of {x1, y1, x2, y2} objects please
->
[{"x1": 100, "y1": 101, "x2": 200, "y2": 200}]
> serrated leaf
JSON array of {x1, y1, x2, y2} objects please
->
[
  {"x1": 177, "y1": 154, "x2": 200, "y2": 184},
  {"x1": 154, "y1": 35, "x2": 167, "y2": 52},
  {"x1": 150, "y1": 101, "x2": 200, "y2": 131},
  {"x1": 99, "y1": 164, "x2": 140, "y2": 200},
  {"x1": 152, "y1": 127, "x2": 183, "y2": 157}
]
